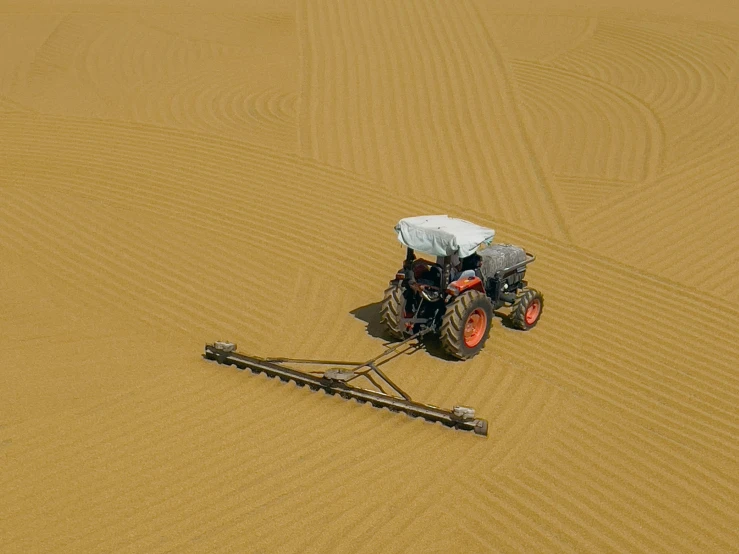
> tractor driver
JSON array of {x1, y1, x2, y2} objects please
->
[
  {"x1": 438, "y1": 252, "x2": 482, "y2": 282},
  {"x1": 456, "y1": 252, "x2": 482, "y2": 281}
]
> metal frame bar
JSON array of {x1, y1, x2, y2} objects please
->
[{"x1": 203, "y1": 332, "x2": 488, "y2": 436}]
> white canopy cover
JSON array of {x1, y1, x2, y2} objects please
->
[{"x1": 394, "y1": 215, "x2": 496, "y2": 258}]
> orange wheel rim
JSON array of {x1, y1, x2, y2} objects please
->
[
  {"x1": 525, "y1": 299, "x2": 541, "y2": 325},
  {"x1": 464, "y1": 308, "x2": 487, "y2": 347}
]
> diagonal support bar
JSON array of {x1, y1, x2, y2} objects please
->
[{"x1": 203, "y1": 342, "x2": 488, "y2": 436}]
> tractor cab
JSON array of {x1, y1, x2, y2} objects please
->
[
  {"x1": 395, "y1": 215, "x2": 495, "y2": 299},
  {"x1": 381, "y1": 215, "x2": 543, "y2": 359}
]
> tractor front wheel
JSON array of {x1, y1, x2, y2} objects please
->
[
  {"x1": 380, "y1": 283, "x2": 411, "y2": 340},
  {"x1": 510, "y1": 289, "x2": 544, "y2": 330},
  {"x1": 440, "y1": 290, "x2": 494, "y2": 360}
]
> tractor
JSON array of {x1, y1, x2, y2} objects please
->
[{"x1": 381, "y1": 215, "x2": 543, "y2": 359}]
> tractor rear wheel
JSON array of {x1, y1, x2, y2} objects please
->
[
  {"x1": 380, "y1": 283, "x2": 410, "y2": 340},
  {"x1": 440, "y1": 290, "x2": 494, "y2": 360},
  {"x1": 510, "y1": 289, "x2": 544, "y2": 330}
]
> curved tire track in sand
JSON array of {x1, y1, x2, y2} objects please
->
[
  {"x1": 469, "y1": 12, "x2": 598, "y2": 64},
  {"x1": 440, "y1": 204, "x2": 739, "y2": 465},
  {"x1": 3, "y1": 4, "x2": 739, "y2": 539},
  {"x1": 135, "y1": 75, "x2": 297, "y2": 147},
  {"x1": 569, "y1": 140, "x2": 739, "y2": 302},
  {"x1": 1, "y1": 109, "x2": 736, "y2": 553},
  {"x1": 0, "y1": 114, "x2": 567, "y2": 476},
  {"x1": 23, "y1": 14, "x2": 297, "y2": 148},
  {"x1": 550, "y1": 19, "x2": 737, "y2": 166},
  {"x1": 1, "y1": 5, "x2": 738, "y2": 554},
  {"x1": 553, "y1": 175, "x2": 630, "y2": 215},
  {"x1": 513, "y1": 60, "x2": 664, "y2": 184},
  {"x1": 2, "y1": 113, "x2": 737, "y2": 467},
  {"x1": 298, "y1": 0, "x2": 571, "y2": 241}
]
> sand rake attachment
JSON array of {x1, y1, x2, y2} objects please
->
[{"x1": 203, "y1": 330, "x2": 488, "y2": 436}]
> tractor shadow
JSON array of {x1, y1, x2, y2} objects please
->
[
  {"x1": 350, "y1": 302, "x2": 468, "y2": 362},
  {"x1": 351, "y1": 303, "x2": 522, "y2": 359},
  {"x1": 495, "y1": 309, "x2": 517, "y2": 330}
]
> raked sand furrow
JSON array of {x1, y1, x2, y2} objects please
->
[
  {"x1": 0, "y1": 194, "x2": 285, "y2": 340},
  {"x1": 550, "y1": 18, "x2": 737, "y2": 168},
  {"x1": 298, "y1": 0, "x2": 570, "y2": 241},
  {"x1": 0, "y1": 151, "x2": 393, "y2": 309},
  {"x1": 431, "y1": 216, "x2": 739, "y2": 465},
  {"x1": 458, "y1": 473, "x2": 572, "y2": 551},
  {"x1": 6, "y1": 384, "x2": 348, "y2": 549},
  {"x1": 569, "y1": 147, "x2": 739, "y2": 301},
  {"x1": 569, "y1": 136, "x2": 738, "y2": 240},
  {"x1": 472, "y1": 214, "x2": 739, "y2": 372},
  {"x1": 419, "y1": 0, "x2": 507, "y2": 209},
  {"x1": 560, "y1": 412, "x2": 738, "y2": 521},
  {"x1": 4, "y1": 351, "x2": 404, "y2": 501},
  {"x1": 513, "y1": 60, "x2": 663, "y2": 184},
  {"x1": 595, "y1": 22, "x2": 732, "y2": 119},
  {"x1": 554, "y1": 175, "x2": 630, "y2": 215},
  {"x1": 501, "y1": 328, "x2": 739, "y2": 443},
  {"x1": 492, "y1": 293, "x2": 739, "y2": 456},
  {"x1": 0, "y1": 378, "x2": 248, "y2": 530},
  {"x1": 697, "y1": 20, "x2": 739, "y2": 43},
  {"x1": 3, "y1": 4, "x2": 739, "y2": 553},
  {"x1": 178, "y1": 417, "x2": 436, "y2": 554},
  {"x1": 446, "y1": 0, "x2": 571, "y2": 236},
  {"x1": 0, "y1": 192, "x2": 340, "y2": 352},
  {"x1": 449, "y1": 206, "x2": 739, "y2": 372},
  {"x1": 6, "y1": 113, "x2": 737, "y2": 454},
  {"x1": 162, "y1": 76, "x2": 297, "y2": 148},
  {"x1": 551, "y1": 19, "x2": 733, "y2": 117},
  {"x1": 0, "y1": 94, "x2": 31, "y2": 112},
  {"x1": 17, "y1": 12, "x2": 298, "y2": 147},
  {"x1": 448, "y1": 496, "x2": 552, "y2": 553},
  {"x1": 508, "y1": 314, "x2": 739, "y2": 420},
  {"x1": 0, "y1": 369, "x2": 236, "y2": 480},
  {"x1": 75, "y1": 398, "x2": 406, "y2": 552},
  {"x1": 472, "y1": 12, "x2": 598, "y2": 64},
  {"x1": 0, "y1": 116, "x2": 392, "y2": 263},
  {"x1": 496, "y1": 258, "x2": 739, "y2": 407},
  {"x1": 0, "y1": 113, "x2": 386, "y2": 218},
  {"x1": 5, "y1": 113, "x2": 739, "y2": 410},
  {"x1": 67, "y1": 388, "x2": 478, "y2": 552},
  {"x1": 541, "y1": 432, "x2": 734, "y2": 549},
  {"x1": 344, "y1": 385, "x2": 570, "y2": 554},
  {"x1": 483, "y1": 470, "x2": 649, "y2": 552},
  {"x1": 0, "y1": 213, "x2": 184, "y2": 331},
  {"x1": 457, "y1": 404, "x2": 737, "y2": 552},
  {"x1": 135, "y1": 10, "x2": 295, "y2": 49},
  {"x1": 385, "y1": 388, "x2": 573, "y2": 549},
  {"x1": 23, "y1": 14, "x2": 131, "y2": 118},
  {"x1": 0, "y1": 193, "x2": 383, "y2": 362},
  {"x1": 537, "y1": 426, "x2": 738, "y2": 549},
  {"x1": 485, "y1": 367, "x2": 737, "y2": 505},
  {"x1": 518, "y1": 461, "x2": 687, "y2": 552},
  {"x1": 464, "y1": 0, "x2": 573, "y2": 240},
  {"x1": 130, "y1": 73, "x2": 296, "y2": 149}
]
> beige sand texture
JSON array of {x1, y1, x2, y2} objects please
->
[{"x1": 1, "y1": 0, "x2": 738, "y2": 551}]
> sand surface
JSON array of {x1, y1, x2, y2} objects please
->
[{"x1": 1, "y1": 0, "x2": 738, "y2": 552}]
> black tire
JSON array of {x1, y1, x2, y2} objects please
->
[
  {"x1": 439, "y1": 290, "x2": 494, "y2": 360},
  {"x1": 510, "y1": 289, "x2": 544, "y2": 330},
  {"x1": 380, "y1": 283, "x2": 408, "y2": 340}
]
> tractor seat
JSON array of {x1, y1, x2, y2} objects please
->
[{"x1": 415, "y1": 261, "x2": 443, "y2": 288}]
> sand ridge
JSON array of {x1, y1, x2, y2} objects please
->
[{"x1": 1, "y1": 0, "x2": 738, "y2": 552}]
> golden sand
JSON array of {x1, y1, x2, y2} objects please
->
[{"x1": 1, "y1": 0, "x2": 737, "y2": 551}]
